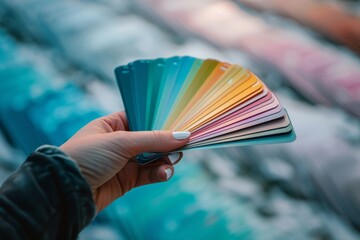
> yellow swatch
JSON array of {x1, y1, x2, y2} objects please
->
[{"x1": 179, "y1": 76, "x2": 264, "y2": 131}]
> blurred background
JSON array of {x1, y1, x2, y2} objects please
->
[{"x1": 0, "y1": 0, "x2": 359, "y2": 239}]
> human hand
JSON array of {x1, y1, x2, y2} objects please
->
[{"x1": 60, "y1": 112, "x2": 190, "y2": 212}]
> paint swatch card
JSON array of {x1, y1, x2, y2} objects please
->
[{"x1": 115, "y1": 56, "x2": 295, "y2": 164}]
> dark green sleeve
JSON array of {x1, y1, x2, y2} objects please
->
[{"x1": 0, "y1": 145, "x2": 96, "y2": 240}]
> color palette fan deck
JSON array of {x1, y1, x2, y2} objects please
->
[{"x1": 115, "y1": 56, "x2": 295, "y2": 164}]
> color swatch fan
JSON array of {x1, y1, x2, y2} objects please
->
[{"x1": 115, "y1": 56, "x2": 295, "y2": 164}]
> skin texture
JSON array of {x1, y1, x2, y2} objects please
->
[{"x1": 60, "y1": 112, "x2": 189, "y2": 212}]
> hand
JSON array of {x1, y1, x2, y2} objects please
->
[{"x1": 60, "y1": 112, "x2": 190, "y2": 212}]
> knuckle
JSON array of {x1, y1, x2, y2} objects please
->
[{"x1": 151, "y1": 130, "x2": 163, "y2": 142}]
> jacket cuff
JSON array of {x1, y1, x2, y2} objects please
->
[{"x1": 35, "y1": 145, "x2": 96, "y2": 229}]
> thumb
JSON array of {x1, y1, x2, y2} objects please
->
[{"x1": 112, "y1": 130, "x2": 191, "y2": 157}]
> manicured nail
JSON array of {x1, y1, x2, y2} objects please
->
[
  {"x1": 168, "y1": 152, "x2": 181, "y2": 164},
  {"x1": 172, "y1": 131, "x2": 191, "y2": 140},
  {"x1": 164, "y1": 168, "x2": 173, "y2": 180}
]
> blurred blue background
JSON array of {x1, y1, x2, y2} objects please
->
[{"x1": 0, "y1": 0, "x2": 359, "y2": 239}]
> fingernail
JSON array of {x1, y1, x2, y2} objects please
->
[
  {"x1": 164, "y1": 168, "x2": 173, "y2": 180},
  {"x1": 172, "y1": 131, "x2": 191, "y2": 140},
  {"x1": 168, "y1": 152, "x2": 180, "y2": 164}
]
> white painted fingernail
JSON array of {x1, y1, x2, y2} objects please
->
[
  {"x1": 172, "y1": 131, "x2": 191, "y2": 140},
  {"x1": 168, "y1": 153, "x2": 180, "y2": 164},
  {"x1": 164, "y1": 168, "x2": 173, "y2": 180}
]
